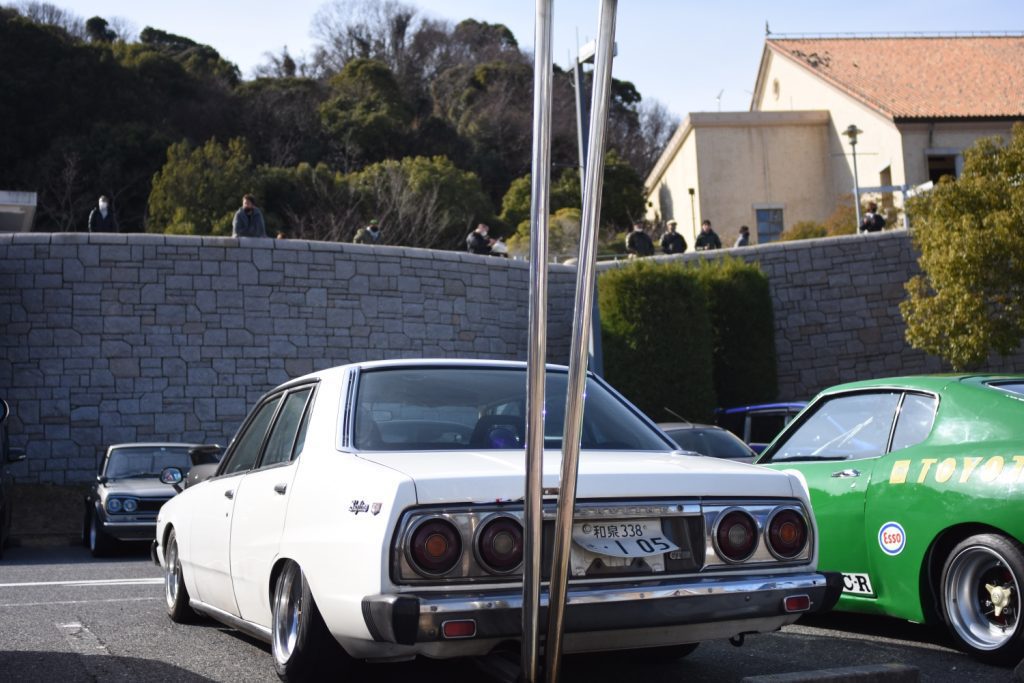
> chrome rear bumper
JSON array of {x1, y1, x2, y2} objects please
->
[{"x1": 362, "y1": 571, "x2": 843, "y2": 645}]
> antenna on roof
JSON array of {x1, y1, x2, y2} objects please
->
[{"x1": 765, "y1": 21, "x2": 771, "y2": 36}]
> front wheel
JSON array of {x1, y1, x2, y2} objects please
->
[
  {"x1": 88, "y1": 510, "x2": 114, "y2": 557},
  {"x1": 941, "y1": 533, "x2": 1024, "y2": 665},
  {"x1": 164, "y1": 528, "x2": 198, "y2": 623},
  {"x1": 271, "y1": 560, "x2": 349, "y2": 681}
]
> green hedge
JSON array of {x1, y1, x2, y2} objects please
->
[
  {"x1": 599, "y1": 260, "x2": 715, "y2": 422},
  {"x1": 598, "y1": 257, "x2": 777, "y2": 422},
  {"x1": 694, "y1": 257, "x2": 778, "y2": 408}
]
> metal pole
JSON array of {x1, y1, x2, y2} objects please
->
[
  {"x1": 523, "y1": 1, "x2": 554, "y2": 680},
  {"x1": 851, "y1": 139, "x2": 862, "y2": 231},
  {"x1": 545, "y1": 0, "x2": 617, "y2": 680}
]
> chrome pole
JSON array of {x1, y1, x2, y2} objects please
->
[
  {"x1": 544, "y1": 0, "x2": 617, "y2": 680},
  {"x1": 522, "y1": 0, "x2": 554, "y2": 680}
]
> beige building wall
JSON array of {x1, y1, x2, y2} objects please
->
[
  {"x1": 897, "y1": 120, "x2": 1017, "y2": 186},
  {"x1": 646, "y1": 112, "x2": 831, "y2": 246},
  {"x1": 753, "y1": 50, "x2": 905, "y2": 208}
]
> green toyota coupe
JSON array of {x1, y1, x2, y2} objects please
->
[{"x1": 756, "y1": 375, "x2": 1024, "y2": 664}]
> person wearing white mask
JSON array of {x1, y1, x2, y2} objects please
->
[{"x1": 87, "y1": 195, "x2": 119, "y2": 233}]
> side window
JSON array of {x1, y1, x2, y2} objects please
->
[
  {"x1": 890, "y1": 393, "x2": 938, "y2": 452},
  {"x1": 261, "y1": 388, "x2": 313, "y2": 467},
  {"x1": 221, "y1": 397, "x2": 280, "y2": 476},
  {"x1": 769, "y1": 392, "x2": 901, "y2": 462},
  {"x1": 748, "y1": 413, "x2": 787, "y2": 444}
]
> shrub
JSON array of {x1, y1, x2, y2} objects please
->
[
  {"x1": 693, "y1": 257, "x2": 778, "y2": 408},
  {"x1": 778, "y1": 220, "x2": 826, "y2": 242},
  {"x1": 599, "y1": 260, "x2": 715, "y2": 422}
]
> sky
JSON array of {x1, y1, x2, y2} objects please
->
[{"x1": 44, "y1": 0, "x2": 1024, "y2": 119}]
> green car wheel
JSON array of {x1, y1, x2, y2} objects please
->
[{"x1": 941, "y1": 533, "x2": 1024, "y2": 665}]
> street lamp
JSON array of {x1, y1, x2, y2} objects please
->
[
  {"x1": 688, "y1": 187, "x2": 696, "y2": 235},
  {"x1": 842, "y1": 124, "x2": 863, "y2": 231}
]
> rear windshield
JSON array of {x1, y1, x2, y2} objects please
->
[{"x1": 353, "y1": 367, "x2": 670, "y2": 451}]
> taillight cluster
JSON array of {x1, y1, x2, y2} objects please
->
[
  {"x1": 711, "y1": 506, "x2": 809, "y2": 565},
  {"x1": 405, "y1": 514, "x2": 524, "y2": 578}
]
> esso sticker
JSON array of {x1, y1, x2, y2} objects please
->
[{"x1": 878, "y1": 522, "x2": 906, "y2": 556}]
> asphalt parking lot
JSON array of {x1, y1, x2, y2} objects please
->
[{"x1": 0, "y1": 542, "x2": 1017, "y2": 683}]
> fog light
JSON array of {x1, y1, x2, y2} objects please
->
[
  {"x1": 784, "y1": 594, "x2": 811, "y2": 613},
  {"x1": 442, "y1": 619, "x2": 476, "y2": 639}
]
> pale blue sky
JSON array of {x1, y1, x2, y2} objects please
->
[{"x1": 49, "y1": 0, "x2": 1024, "y2": 118}]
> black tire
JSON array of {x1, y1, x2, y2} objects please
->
[
  {"x1": 88, "y1": 509, "x2": 115, "y2": 557},
  {"x1": 0, "y1": 510, "x2": 6, "y2": 560},
  {"x1": 271, "y1": 560, "x2": 349, "y2": 681},
  {"x1": 940, "y1": 533, "x2": 1024, "y2": 665},
  {"x1": 164, "y1": 528, "x2": 199, "y2": 623}
]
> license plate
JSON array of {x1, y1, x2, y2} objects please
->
[{"x1": 571, "y1": 519, "x2": 679, "y2": 558}]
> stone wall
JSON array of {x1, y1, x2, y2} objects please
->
[
  {"x1": 4, "y1": 230, "x2": 1022, "y2": 483},
  {"x1": 0, "y1": 233, "x2": 577, "y2": 483}
]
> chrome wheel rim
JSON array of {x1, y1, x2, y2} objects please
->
[
  {"x1": 945, "y1": 545, "x2": 1020, "y2": 651},
  {"x1": 164, "y1": 535, "x2": 179, "y2": 609},
  {"x1": 272, "y1": 565, "x2": 303, "y2": 665}
]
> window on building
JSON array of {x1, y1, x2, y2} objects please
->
[
  {"x1": 755, "y1": 208, "x2": 784, "y2": 243},
  {"x1": 927, "y1": 155, "x2": 958, "y2": 183}
]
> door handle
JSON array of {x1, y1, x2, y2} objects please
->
[
  {"x1": 831, "y1": 469, "x2": 862, "y2": 478},
  {"x1": 273, "y1": 483, "x2": 287, "y2": 495},
  {"x1": 224, "y1": 489, "x2": 234, "y2": 499}
]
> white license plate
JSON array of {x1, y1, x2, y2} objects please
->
[{"x1": 571, "y1": 519, "x2": 679, "y2": 558}]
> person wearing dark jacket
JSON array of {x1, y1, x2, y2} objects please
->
[
  {"x1": 625, "y1": 222, "x2": 655, "y2": 257},
  {"x1": 659, "y1": 220, "x2": 686, "y2": 254},
  {"x1": 860, "y1": 202, "x2": 886, "y2": 233},
  {"x1": 87, "y1": 195, "x2": 118, "y2": 233},
  {"x1": 232, "y1": 194, "x2": 268, "y2": 238},
  {"x1": 466, "y1": 223, "x2": 495, "y2": 255},
  {"x1": 694, "y1": 219, "x2": 722, "y2": 250}
]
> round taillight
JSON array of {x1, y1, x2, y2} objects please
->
[
  {"x1": 714, "y1": 509, "x2": 758, "y2": 563},
  {"x1": 409, "y1": 518, "x2": 463, "y2": 576},
  {"x1": 766, "y1": 508, "x2": 808, "y2": 560},
  {"x1": 476, "y1": 516, "x2": 523, "y2": 574}
]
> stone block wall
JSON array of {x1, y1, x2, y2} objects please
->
[
  {"x1": 0, "y1": 233, "x2": 576, "y2": 483},
  {"x1": 4, "y1": 230, "x2": 1022, "y2": 483}
]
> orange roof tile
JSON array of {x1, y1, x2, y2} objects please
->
[{"x1": 767, "y1": 36, "x2": 1024, "y2": 119}]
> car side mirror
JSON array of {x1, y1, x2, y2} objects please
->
[
  {"x1": 160, "y1": 467, "x2": 184, "y2": 493},
  {"x1": 7, "y1": 447, "x2": 25, "y2": 463}
]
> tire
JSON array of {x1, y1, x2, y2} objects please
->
[
  {"x1": 940, "y1": 533, "x2": 1024, "y2": 665},
  {"x1": 164, "y1": 528, "x2": 198, "y2": 623},
  {"x1": 88, "y1": 509, "x2": 115, "y2": 557},
  {"x1": 0, "y1": 510, "x2": 6, "y2": 560},
  {"x1": 271, "y1": 560, "x2": 349, "y2": 681}
]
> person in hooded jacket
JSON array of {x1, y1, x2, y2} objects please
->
[{"x1": 87, "y1": 195, "x2": 119, "y2": 233}]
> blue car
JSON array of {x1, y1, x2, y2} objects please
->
[{"x1": 716, "y1": 402, "x2": 806, "y2": 453}]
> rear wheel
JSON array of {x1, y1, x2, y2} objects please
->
[
  {"x1": 164, "y1": 528, "x2": 198, "y2": 623},
  {"x1": 941, "y1": 533, "x2": 1024, "y2": 665},
  {"x1": 88, "y1": 510, "x2": 114, "y2": 557},
  {"x1": 271, "y1": 560, "x2": 349, "y2": 681}
]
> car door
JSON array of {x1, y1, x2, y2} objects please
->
[
  {"x1": 188, "y1": 395, "x2": 281, "y2": 616},
  {"x1": 229, "y1": 385, "x2": 315, "y2": 626},
  {"x1": 759, "y1": 391, "x2": 902, "y2": 597}
]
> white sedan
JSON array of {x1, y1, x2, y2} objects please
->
[{"x1": 154, "y1": 359, "x2": 841, "y2": 680}]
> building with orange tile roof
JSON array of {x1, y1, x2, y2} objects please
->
[{"x1": 646, "y1": 34, "x2": 1024, "y2": 247}]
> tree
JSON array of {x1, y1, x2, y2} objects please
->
[
  {"x1": 350, "y1": 155, "x2": 492, "y2": 248},
  {"x1": 85, "y1": 16, "x2": 115, "y2": 43},
  {"x1": 901, "y1": 124, "x2": 1024, "y2": 370},
  {"x1": 147, "y1": 137, "x2": 257, "y2": 235}
]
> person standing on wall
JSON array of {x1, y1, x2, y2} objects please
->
[
  {"x1": 625, "y1": 222, "x2": 655, "y2": 258},
  {"x1": 733, "y1": 225, "x2": 750, "y2": 247},
  {"x1": 860, "y1": 202, "x2": 886, "y2": 233},
  {"x1": 353, "y1": 219, "x2": 382, "y2": 244},
  {"x1": 466, "y1": 223, "x2": 495, "y2": 255},
  {"x1": 232, "y1": 194, "x2": 268, "y2": 238},
  {"x1": 694, "y1": 219, "x2": 722, "y2": 250},
  {"x1": 659, "y1": 219, "x2": 687, "y2": 255},
  {"x1": 87, "y1": 195, "x2": 118, "y2": 233}
]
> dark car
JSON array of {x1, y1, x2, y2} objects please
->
[
  {"x1": 84, "y1": 442, "x2": 220, "y2": 557},
  {"x1": 1, "y1": 399, "x2": 27, "y2": 559},
  {"x1": 716, "y1": 402, "x2": 806, "y2": 453},
  {"x1": 658, "y1": 422, "x2": 758, "y2": 463}
]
